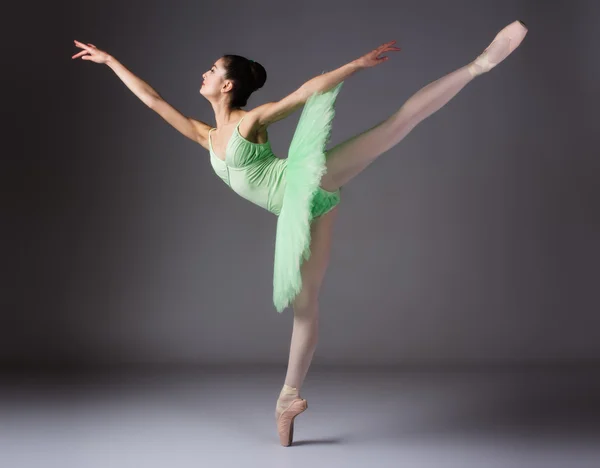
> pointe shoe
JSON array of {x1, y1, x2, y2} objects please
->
[
  {"x1": 276, "y1": 398, "x2": 308, "y2": 446},
  {"x1": 468, "y1": 20, "x2": 528, "y2": 77}
]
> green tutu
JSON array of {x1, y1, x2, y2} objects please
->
[{"x1": 272, "y1": 82, "x2": 344, "y2": 313}]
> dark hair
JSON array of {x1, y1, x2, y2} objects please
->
[{"x1": 222, "y1": 55, "x2": 267, "y2": 109}]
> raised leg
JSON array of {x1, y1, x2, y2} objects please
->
[
  {"x1": 320, "y1": 64, "x2": 474, "y2": 190},
  {"x1": 319, "y1": 20, "x2": 528, "y2": 192}
]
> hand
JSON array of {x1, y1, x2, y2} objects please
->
[
  {"x1": 72, "y1": 40, "x2": 111, "y2": 64},
  {"x1": 353, "y1": 40, "x2": 401, "y2": 69}
]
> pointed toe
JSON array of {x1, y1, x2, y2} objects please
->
[{"x1": 276, "y1": 398, "x2": 308, "y2": 446}]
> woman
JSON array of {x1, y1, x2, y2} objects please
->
[{"x1": 72, "y1": 19, "x2": 528, "y2": 446}]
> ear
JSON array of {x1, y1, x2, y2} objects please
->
[{"x1": 222, "y1": 80, "x2": 233, "y2": 93}]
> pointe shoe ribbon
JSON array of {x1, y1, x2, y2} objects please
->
[{"x1": 277, "y1": 398, "x2": 308, "y2": 446}]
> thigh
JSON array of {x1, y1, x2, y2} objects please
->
[
  {"x1": 292, "y1": 205, "x2": 339, "y2": 310},
  {"x1": 320, "y1": 114, "x2": 412, "y2": 191}
]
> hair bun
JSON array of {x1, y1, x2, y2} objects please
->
[
  {"x1": 222, "y1": 54, "x2": 268, "y2": 108},
  {"x1": 248, "y1": 60, "x2": 266, "y2": 91}
]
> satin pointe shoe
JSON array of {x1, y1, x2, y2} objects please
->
[
  {"x1": 468, "y1": 20, "x2": 529, "y2": 77},
  {"x1": 276, "y1": 398, "x2": 308, "y2": 446}
]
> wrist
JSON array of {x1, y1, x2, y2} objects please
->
[{"x1": 348, "y1": 60, "x2": 364, "y2": 71}]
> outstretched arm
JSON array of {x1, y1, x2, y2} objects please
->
[
  {"x1": 252, "y1": 40, "x2": 400, "y2": 128},
  {"x1": 72, "y1": 40, "x2": 211, "y2": 147}
]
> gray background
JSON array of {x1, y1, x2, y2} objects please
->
[{"x1": 4, "y1": 0, "x2": 599, "y2": 367}]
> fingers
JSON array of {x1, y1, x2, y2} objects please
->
[
  {"x1": 73, "y1": 40, "x2": 93, "y2": 52},
  {"x1": 377, "y1": 44, "x2": 401, "y2": 59},
  {"x1": 371, "y1": 41, "x2": 401, "y2": 57},
  {"x1": 377, "y1": 40, "x2": 396, "y2": 50},
  {"x1": 72, "y1": 40, "x2": 101, "y2": 60},
  {"x1": 72, "y1": 51, "x2": 88, "y2": 59}
]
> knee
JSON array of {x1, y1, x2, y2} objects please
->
[
  {"x1": 390, "y1": 108, "x2": 419, "y2": 134},
  {"x1": 292, "y1": 283, "x2": 321, "y2": 318},
  {"x1": 319, "y1": 173, "x2": 340, "y2": 192}
]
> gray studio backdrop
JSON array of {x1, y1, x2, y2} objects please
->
[{"x1": 5, "y1": 0, "x2": 599, "y2": 366}]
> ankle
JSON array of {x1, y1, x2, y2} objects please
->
[
  {"x1": 279, "y1": 384, "x2": 301, "y2": 399},
  {"x1": 276, "y1": 384, "x2": 302, "y2": 414},
  {"x1": 468, "y1": 60, "x2": 485, "y2": 78}
]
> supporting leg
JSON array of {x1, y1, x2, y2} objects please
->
[{"x1": 280, "y1": 206, "x2": 338, "y2": 397}]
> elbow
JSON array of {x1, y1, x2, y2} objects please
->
[
  {"x1": 146, "y1": 95, "x2": 159, "y2": 109},
  {"x1": 145, "y1": 89, "x2": 164, "y2": 108},
  {"x1": 296, "y1": 85, "x2": 311, "y2": 103}
]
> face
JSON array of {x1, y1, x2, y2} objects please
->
[{"x1": 200, "y1": 57, "x2": 229, "y2": 98}]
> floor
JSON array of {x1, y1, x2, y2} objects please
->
[{"x1": 1, "y1": 365, "x2": 599, "y2": 468}]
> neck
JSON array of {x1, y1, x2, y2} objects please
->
[{"x1": 210, "y1": 100, "x2": 243, "y2": 129}]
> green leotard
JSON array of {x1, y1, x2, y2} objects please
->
[
  {"x1": 206, "y1": 83, "x2": 344, "y2": 313},
  {"x1": 208, "y1": 116, "x2": 340, "y2": 216}
]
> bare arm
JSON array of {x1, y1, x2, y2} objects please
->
[
  {"x1": 104, "y1": 55, "x2": 159, "y2": 107},
  {"x1": 301, "y1": 62, "x2": 362, "y2": 97},
  {"x1": 73, "y1": 41, "x2": 211, "y2": 147},
  {"x1": 252, "y1": 40, "x2": 400, "y2": 128},
  {"x1": 105, "y1": 56, "x2": 211, "y2": 145}
]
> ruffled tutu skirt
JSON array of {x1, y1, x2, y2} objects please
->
[{"x1": 272, "y1": 82, "x2": 344, "y2": 313}]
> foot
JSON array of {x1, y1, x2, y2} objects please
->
[
  {"x1": 275, "y1": 384, "x2": 301, "y2": 419},
  {"x1": 468, "y1": 20, "x2": 528, "y2": 77},
  {"x1": 275, "y1": 384, "x2": 308, "y2": 446}
]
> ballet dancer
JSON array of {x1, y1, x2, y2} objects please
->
[{"x1": 72, "y1": 19, "x2": 528, "y2": 446}]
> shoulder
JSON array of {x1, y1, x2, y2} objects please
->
[
  {"x1": 237, "y1": 110, "x2": 268, "y2": 143},
  {"x1": 245, "y1": 88, "x2": 307, "y2": 127},
  {"x1": 241, "y1": 108, "x2": 263, "y2": 128},
  {"x1": 189, "y1": 118, "x2": 214, "y2": 150}
]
